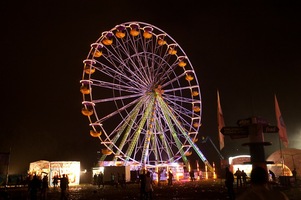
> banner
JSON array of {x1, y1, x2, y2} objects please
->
[
  {"x1": 217, "y1": 90, "x2": 225, "y2": 150},
  {"x1": 274, "y1": 95, "x2": 288, "y2": 148}
]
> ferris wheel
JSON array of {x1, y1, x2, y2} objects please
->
[{"x1": 80, "y1": 21, "x2": 212, "y2": 170}]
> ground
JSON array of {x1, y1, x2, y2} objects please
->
[{"x1": 1, "y1": 179, "x2": 301, "y2": 200}]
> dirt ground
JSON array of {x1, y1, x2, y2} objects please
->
[{"x1": 1, "y1": 179, "x2": 301, "y2": 200}]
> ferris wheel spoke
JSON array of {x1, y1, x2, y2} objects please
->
[
  {"x1": 141, "y1": 100, "x2": 157, "y2": 165},
  {"x1": 154, "y1": 118, "x2": 175, "y2": 162},
  {"x1": 164, "y1": 97, "x2": 200, "y2": 118},
  {"x1": 95, "y1": 97, "x2": 143, "y2": 123},
  {"x1": 100, "y1": 99, "x2": 146, "y2": 161},
  {"x1": 90, "y1": 41, "x2": 148, "y2": 89},
  {"x1": 113, "y1": 100, "x2": 145, "y2": 159},
  {"x1": 90, "y1": 79, "x2": 142, "y2": 94},
  {"x1": 118, "y1": 27, "x2": 154, "y2": 85},
  {"x1": 125, "y1": 96, "x2": 155, "y2": 165},
  {"x1": 93, "y1": 93, "x2": 142, "y2": 104},
  {"x1": 128, "y1": 54, "x2": 153, "y2": 85},
  {"x1": 94, "y1": 60, "x2": 147, "y2": 90},
  {"x1": 158, "y1": 103, "x2": 187, "y2": 163},
  {"x1": 155, "y1": 61, "x2": 179, "y2": 82},
  {"x1": 160, "y1": 72, "x2": 187, "y2": 88},
  {"x1": 158, "y1": 96, "x2": 212, "y2": 171},
  {"x1": 164, "y1": 85, "x2": 200, "y2": 93},
  {"x1": 164, "y1": 93, "x2": 199, "y2": 104}
]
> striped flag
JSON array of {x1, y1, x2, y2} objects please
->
[
  {"x1": 275, "y1": 95, "x2": 288, "y2": 148},
  {"x1": 217, "y1": 90, "x2": 225, "y2": 150}
]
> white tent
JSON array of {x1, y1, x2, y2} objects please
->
[{"x1": 267, "y1": 148, "x2": 301, "y2": 177}]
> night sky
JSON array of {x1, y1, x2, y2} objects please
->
[{"x1": 1, "y1": 1, "x2": 301, "y2": 174}]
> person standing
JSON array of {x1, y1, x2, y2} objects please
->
[
  {"x1": 97, "y1": 172, "x2": 104, "y2": 188},
  {"x1": 157, "y1": 169, "x2": 163, "y2": 186},
  {"x1": 168, "y1": 169, "x2": 173, "y2": 186},
  {"x1": 139, "y1": 169, "x2": 146, "y2": 200},
  {"x1": 234, "y1": 168, "x2": 242, "y2": 188},
  {"x1": 241, "y1": 170, "x2": 247, "y2": 187},
  {"x1": 93, "y1": 174, "x2": 97, "y2": 185},
  {"x1": 60, "y1": 174, "x2": 68, "y2": 200},
  {"x1": 110, "y1": 173, "x2": 115, "y2": 186},
  {"x1": 28, "y1": 174, "x2": 41, "y2": 200},
  {"x1": 52, "y1": 175, "x2": 59, "y2": 188},
  {"x1": 41, "y1": 175, "x2": 49, "y2": 200},
  {"x1": 189, "y1": 170, "x2": 195, "y2": 181},
  {"x1": 225, "y1": 167, "x2": 235, "y2": 200},
  {"x1": 292, "y1": 168, "x2": 297, "y2": 183},
  {"x1": 269, "y1": 170, "x2": 276, "y2": 182},
  {"x1": 145, "y1": 171, "x2": 154, "y2": 200}
]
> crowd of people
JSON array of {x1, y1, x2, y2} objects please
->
[
  {"x1": 27, "y1": 173, "x2": 69, "y2": 200},
  {"x1": 6, "y1": 165, "x2": 296, "y2": 200},
  {"x1": 93, "y1": 171, "x2": 126, "y2": 189},
  {"x1": 225, "y1": 166, "x2": 290, "y2": 200}
]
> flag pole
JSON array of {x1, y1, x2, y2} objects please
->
[
  {"x1": 5, "y1": 148, "x2": 11, "y2": 187},
  {"x1": 278, "y1": 134, "x2": 285, "y2": 176}
]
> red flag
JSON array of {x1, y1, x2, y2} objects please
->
[
  {"x1": 275, "y1": 95, "x2": 288, "y2": 148},
  {"x1": 217, "y1": 90, "x2": 225, "y2": 150}
]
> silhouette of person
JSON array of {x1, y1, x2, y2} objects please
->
[
  {"x1": 52, "y1": 175, "x2": 59, "y2": 188},
  {"x1": 93, "y1": 173, "x2": 97, "y2": 185},
  {"x1": 145, "y1": 171, "x2": 154, "y2": 200},
  {"x1": 60, "y1": 174, "x2": 68, "y2": 200},
  {"x1": 234, "y1": 168, "x2": 242, "y2": 188},
  {"x1": 120, "y1": 173, "x2": 126, "y2": 188},
  {"x1": 139, "y1": 169, "x2": 146, "y2": 200},
  {"x1": 41, "y1": 175, "x2": 48, "y2": 200},
  {"x1": 241, "y1": 170, "x2": 247, "y2": 186},
  {"x1": 110, "y1": 172, "x2": 115, "y2": 186},
  {"x1": 237, "y1": 166, "x2": 289, "y2": 200},
  {"x1": 97, "y1": 172, "x2": 104, "y2": 188},
  {"x1": 269, "y1": 170, "x2": 276, "y2": 182},
  {"x1": 292, "y1": 168, "x2": 297, "y2": 183},
  {"x1": 168, "y1": 169, "x2": 173, "y2": 186},
  {"x1": 225, "y1": 167, "x2": 235, "y2": 200},
  {"x1": 157, "y1": 169, "x2": 163, "y2": 186},
  {"x1": 28, "y1": 174, "x2": 41, "y2": 200},
  {"x1": 189, "y1": 170, "x2": 195, "y2": 181},
  {"x1": 116, "y1": 173, "x2": 121, "y2": 188}
]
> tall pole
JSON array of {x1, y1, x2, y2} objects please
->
[
  {"x1": 278, "y1": 136, "x2": 285, "y2": 176},
  {"x1": 5, "y1": 148, "x2": 11, "y2": 187}
]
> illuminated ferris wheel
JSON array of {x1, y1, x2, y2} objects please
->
[{"x1": 80, "y1": 21, "x2": 212, "y2": 170}]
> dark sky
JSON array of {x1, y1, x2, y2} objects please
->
[{"x1": 1, "y1": 1, "x2": 301, "y2": 174}]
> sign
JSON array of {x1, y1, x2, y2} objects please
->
[
  {"x1": 221, "y1": 126, "x2": 249, "y2": 135},
  {"x1": 237, "y1": 117, "x2": 269, "y2": 126},
  {"x1": 229, "y1": 134, "x2": 249, "y2": 139},
  {"x1": 237, "y1": 118, "x2": 252, "y2": 127},
  {"x1": 254, "y1": 117, "x2": 269, "y2": 125},
  {"x1": 263, "y1": 125, "x2": 279, "y2": 133}
]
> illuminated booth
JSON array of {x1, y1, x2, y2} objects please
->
[
  {"x1": 29, "y1": 160, "x2": 80, "y2": 186},
  {"x1": 229, "y1": 155, "x2": 293, "y2": 180},
  {"x1": 229, "y1": 155, "x2": 252, "y2": 176}
]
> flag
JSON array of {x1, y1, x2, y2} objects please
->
[
  {"x1": 275, "y1": 95, "x2": 288, "y2": 148},
  {"x1": 217, "y1": 90, "x2": 225, "y2": 150}
]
